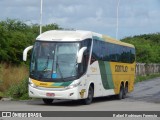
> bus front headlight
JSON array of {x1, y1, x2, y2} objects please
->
[
  {"x1": 65, "y1": 82, "x2": 80, "y2": 89},
  {"x1": 28, "y1": 79, "x2": 37, "y2": 88}
]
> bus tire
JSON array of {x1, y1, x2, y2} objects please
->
[
  {"x1": 117, "y1": 85, "x2": 125, "y2": 100},
  {"x1": 42, "y1": 98, "x2": 54, "y2": 104},
  {"x1": 82, "y1": 85, "x2": 94, "y2": 105},
  {"x1": 124, "y1": 85, "x2": 128, "y2": 96}
]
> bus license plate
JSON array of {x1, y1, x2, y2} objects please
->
[{"x1": 46, "y1": 93, "x2": 55, "y2": 97}]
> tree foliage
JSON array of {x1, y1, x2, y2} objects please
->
[
  {"x1": 121, "y1": 33, "x2": 160, "y2": 63},
  {"x1": 0, "y1": 19, "x2": 61, "y2": 64},
  {"x1": 0, "y1": 19, "x2": 159, "y2": 64}
]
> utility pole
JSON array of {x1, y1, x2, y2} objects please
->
[
  {"x1": 40, "y1": 0, "x2": 43, "y2": 34},
  {"x1": 116, "y1": 0, "x2": 120, "y2": 40}
]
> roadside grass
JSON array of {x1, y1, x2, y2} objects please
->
[
  {"x1": 135, "y1": 73, "x2": 160, "y2": 83},
  {"x1": 0, "y1": 63, "x2": 29, "y2": 99}
]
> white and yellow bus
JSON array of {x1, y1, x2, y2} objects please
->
[{"x1": 23, "y1": 30, "x2": 135, "y2": 105}]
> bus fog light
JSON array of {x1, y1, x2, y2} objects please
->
[{"x1": 69, "y1": 93, "x2": 74, "y2": 96}]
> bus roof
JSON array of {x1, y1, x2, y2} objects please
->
[
  {"x1": 102, "y1": 35, "x2": 134, "y2": 48},
  {"x1": 36, "y1": 30, "x2": 93, "y2": 42},
  {"x1": 36, "y1": 30, "x2": 134, "y2": 48}
]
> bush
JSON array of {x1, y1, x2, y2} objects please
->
[{"x1": 6, "y1": 77, "x2": 30, "y2": 100}]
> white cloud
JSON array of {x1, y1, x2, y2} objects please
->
[{"x1": 0, "y1": 0, "x2": 159, "y2": 38}]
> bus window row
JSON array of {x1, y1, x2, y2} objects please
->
[{"x1": 91, "y1": 39, "x2": 135, "y2": 63}]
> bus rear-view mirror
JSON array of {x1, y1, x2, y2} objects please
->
[
  {"x1": 23, "y1": 46, "x2": 33, "y2": 61},
  {"x1": 77, "y1": 47, "x2": 87, "y2": 63}
]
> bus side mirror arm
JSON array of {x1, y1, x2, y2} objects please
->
[
  {"x1": 23, "y1": 46, "x2": 33, "y2": 61},
  {"x1": 77, "y1": 47, "x2": 87, "y2": 63}
]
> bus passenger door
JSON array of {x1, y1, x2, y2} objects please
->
[{"x1": 87, "y1": 56, "x2": 103, "y2": 97}]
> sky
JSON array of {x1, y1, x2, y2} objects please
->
[{"x1": 0, "y1": 0, "x2": 160, "y2": 39}]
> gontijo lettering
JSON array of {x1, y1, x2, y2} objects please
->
[{"x1": 115, "y1": 65, "x2": 128, "y2": 72}]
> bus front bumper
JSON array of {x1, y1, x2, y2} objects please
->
[{"x1": 29, "y1": 85, "x2": 79, "y2": 100}]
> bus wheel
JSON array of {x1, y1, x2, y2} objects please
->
[
  {"x1": 82, "y1": 86, "x2": 94, "y2": 105},
  {"x1": 117, "y1": 85, "x2": 125, "y2": 100},
  {"x1": 42, "y1": 98, "x2": 54, "y2": 104},
  {"x1": 124, "y1": 85, "x2": 128, "y2": 96}
]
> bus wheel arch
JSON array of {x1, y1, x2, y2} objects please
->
[
  {"x1": 124, "y1": 81, "x2": 128, "y2": 95},
  {"x1": 82, "y1": 83, "x2": 94, "y2": 105},
  {"x1": 90, "y1": 83, "x2": 94, "y2": 94},
  {"x1": 117, "y1": 82, "x2": 125, "y2": 100}
]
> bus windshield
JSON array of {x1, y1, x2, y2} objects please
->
[{"x1": 30, "y1": 41, "x2": 80, "y2": 82}]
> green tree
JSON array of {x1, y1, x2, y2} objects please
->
[
  {"x1": 0, "y1": 19, "x2": 61, "y2": 64},
  {"x1": 121, "y1": 33, "x2": 160, "y2": 63}
]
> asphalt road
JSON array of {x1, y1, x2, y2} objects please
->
[{"x1": 0, "y1": 77, "x2": 160, "y2": 112}]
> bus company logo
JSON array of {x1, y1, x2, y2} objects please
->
[
  {"x1": 2, "y1": 112, "x2": 11, "y2": 117},
  {"x1": 79, "y1": 89, "x2": 86, "y2": 98}
]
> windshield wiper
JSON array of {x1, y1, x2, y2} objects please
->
[
  {"x1": 43, "y1": 54, "x2": 50, "y2": 71},
  {"x1": 56, "y1": 60, "x2": 65, "y2": 82},
  {"x1": 71, "y1": 63, "x2": 78, "y2": 76}
]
